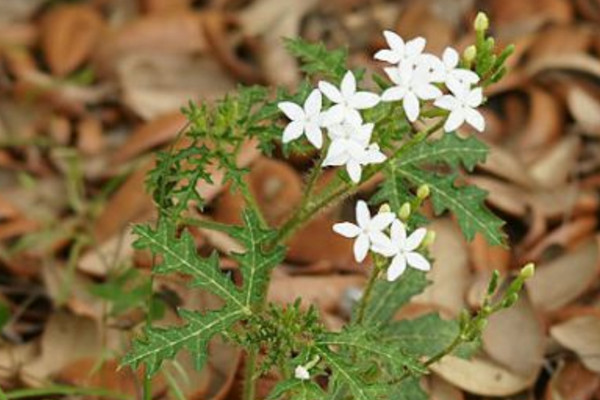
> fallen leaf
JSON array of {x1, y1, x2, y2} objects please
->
[
  {"x1": 551, "y1": 315, "x2": 600, "y2": 373},
  {"x1": 545, "y1": 360, "x2": 600, "y2": 400}
]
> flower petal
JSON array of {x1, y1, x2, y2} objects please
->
[
  {"x1": 353, "y1": 233, "x2": 370, "y2": 262},
  {"x1": 405, "y1": 37, "x2": 426, "y2": 57},
  {"x1": 382, "y1": 86, "x2": 407, "y2": 102},
  {"x1": 406, "y1": 252, "x2": 431, "y2": 271},
  {"x1": 405, "y1": 227, "x2": 427, "y2": 251},
  {"x1": 323, "y1": 140, "x2": 348, "y2": 166},
  {"x1": 305, "y1": 123, "x2": 323, "y2": 148},
  {"x1": 355, "y1": 200, "x2": 371, "y2": 228},
  {"x1": 369, "y1": 230, "x2": 394, "y2": 253},
  {"x1": 333, "y1": 222, "x2": 362, "y2": 238},
  {"x1": 374, "y1": 49, "x2": 401, "y2": 64},
  {"x1": 434, "y1": 94, "x2": 459, "y2": 110},
  {"x1": 444, "y1": 109, "x2": 465, "y2": 132},
  {"x1": 390, "y1": 219, "x2": 407, "y2": 248},
  {"x1": 318, "y1": 81, "x2": 344, "y2": 103},
  {"x1": 346, "y1": 160, "x2": 363, "y2": 183},
  {"x1": 415, "y1": 83, "x2": 442, "y2": 100},
  {"x1": 465, "y1": 107, "x2": 485, "y2": 132},
  {"x1": 304, "y1": 89, "x2": 322, "y2": 115},
  {"x1": 387, "y1": 255, "x2": 407, "y2": 281},
  {"x1": 341, "y1": 71, "x2": 356, "y2": 98},
  {"x1": 349, "y1": 92, "x2": 380, "y2": 109},
  {"x1": 466, "y1": 87, "x2": 483, "y2": 108},
  {"x1": 442, "y1": 47, "x2": 459, "y2": 68},
  {"x1": 383, "y1": 30, "x2": 405, "y2": 52},
  {"x1": 403, "y1": 92, "x2": 420, "y2": 122},
  {"x1": 451, "y1": 69, "x2": 480, "y2": 86},
  {"x1": 278, "y1": 102, "x2": 304, "y2": 120},
  {"x1": 321, "y1": 104, "x2": 346, "y2": 126},
  {"x1": 370, "y1": 212, "x2": 396, "y2": 230},
  {"x1": 282, "y1": 120, "x2": 304, "y2": 143}
]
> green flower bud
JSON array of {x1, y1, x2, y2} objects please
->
[
  {"x1": 486, "y1": 270, "x2": 500, "y2": 296},
  {"x1": 399, "y1": 202, "x2": 411, "y2": 220},
  {"x1": 501, "y1": 293, "x2": 519, "y2": 309},
  {"x1": 417, "y1": 184, "x2": 430, "y2": 200},
  {"x1": 519, "y1": 262, "x2": 535, "y2": 279},
  {"x1": 474, "y1": 12, "x2": 489, "y2": 32},
  {"x1": 463, "y1": 45, "x2": 477, "y2": 64},
  {"x1": 422, "y1": 230, "x2": 436, "y2": 248},
  {"x1": 378, "y1": 203, "x2": 391, "y2": 214}
]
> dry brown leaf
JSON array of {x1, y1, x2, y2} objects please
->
[
  {"x1": 468, "y1": 233, "x2": 511, "y2": 274},
  {"x1": 20, "y1": 312, "x2": 103, "y2": 387},
  {"x1": 545, "y1": 360, "x2": 600, "y2": 400},
  {"x1": 140, "y1": 0, "x2": 192, "y2": 14},
  {"x1": 0, "y1": 342, "x2": 39, "y2": 386},
  {"x1": 395, "y1": 2, "x2": 454, "y2": 54},
  {"x1": 567, "y1": 84, "x2": 600, "y2": 137},
  {"x1": 527, "y1": 238, "x2": 600, "y2": 311},
  {"x1": 528, "y1": 135, "x2": 581, "y2": 188},
  {"x1": 413, "y1": 219, "x2": 470, "y2": 316},
  {"x1": 529, "y1": 25, "x2": 593, "y2": 60},
  {"x1": 482, "y1": 294, "x2": 545, "y2": 376},
  {"x1": 40, "y1": 4, "x2": 104, "y2": 77},
  {"x1": 428, "y1": 374, "x2": 465, "y2": 400},
  {"x1": 551, "y1": 315, "x2": 600, "y2": 373},
  {"x1": 76, "y1": 116, "x2": 105, "y2": 156},
  {"x1": 430, "y1": 354, "x2": 538, "y2": 396}
]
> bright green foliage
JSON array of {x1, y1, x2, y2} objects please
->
[
  {"x1": 383, "y1": 313, "x2": 479, "y2": 359},
  {"x1": 267, "y1": 379, "x2": 326, "y2": 400},
  {"x1": 284, "y1": 38, "x2": 348, "y2": 81}
]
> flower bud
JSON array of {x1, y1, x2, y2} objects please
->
[
  {"x1": 378, "y1": 203, "x2": 391, "y2": 214},
  {"x1": 519, "y1": 262, "x2": 535, "y2": 279},
  {"x1": 474, "y1": 12, "x2": 489, "y2": 32},
  {"x1": 463, "y1": 45, "x2": 477, "y2": 64},
  {"x1": 294, "y1": 366, "x2": 310, "y2": 380},
  {"x1": 399, "y1": 202, "x2": 411, "y2": 220},
  {"x1": 417, "y1": 184, "x2": 430, "y2": 200},
  {"x1": 501, "y1": 293, "x2": 519, "y2": 309},
  {"x1": 422, "y1": 230, "x2": 436, "y2": 248}
]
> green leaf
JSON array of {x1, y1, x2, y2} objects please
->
[
  {"x1": 398, "y1": 167, "x2": 506, "y2": 246},
  {"x1": 122, "y1": 306, "x2": 245, "y2": 376},
  {"x1": 397, "y1": 132, "x2": 488, "y2": 172},
  {"x1": 229, "y1": 209, "x2": 286, "y2": 308},
  {"x1": 267, "y1": 379, "x2": 325, "y2": 400},
  {"x1": 284, "y1": 38, "x2": 348, "y2": 80},
  {"x1": 133, "y1": 222, "x2": 247, "y2": 311},
  {"x1": 361, "y1": 269, "x2": 428, "y2": 327},
  {"x1": 316, "y1": 346, "x2": 371, "y2": 400},
  {"x1": 383, "y1": 313, "x2": 478, "y2": 359},
  {"x1": 388, "y1": 378, "x2": 428, "y2": 400}
]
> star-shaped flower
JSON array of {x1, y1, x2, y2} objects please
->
[
  {"x1": 319, "y1": 71, "x2": 380, "y2": 126},
  {"x1": 383, "y1": 220, "x2": 430, "y2": 281},
  {"x1": 323, "y1": 122, "x2": 385, "y2": 183},
  {"x1": 374, "y1": 31, "x2": 426, "y2": 68},
  {"x1": 441, "y1": 47, "x2": 479, "y2": 87},
  {"x1": 333, "y1": 200, "x2": 395, "y2": 262},
  {"x1": 278, "y1": 89, "x2": 325, "y2": 148},
  {"x1": 434, "y1": 80, "x2": 485, "y2": 132},
  {"x1": 381, "y1": 64, "x2": 443, "y2": 122}
]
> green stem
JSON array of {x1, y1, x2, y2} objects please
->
[
  {"x1": 354, "y1": 258, "x2": 381, "y2": 324},
  {"x1": 242, "y1": 347, "x2": 259, "y2": 400},
  {"x1": 2, "y1": 386, "x2": 129, "y2": 400},
  {"x1": 239, "y1": 182, "x2": 269, "y2": 229},
  {"x1": 182, "y1": 217, "x2": 233, "y2": 233}
]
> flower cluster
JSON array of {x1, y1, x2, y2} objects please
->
[
  {"x1": 278, "y1": 31, "x2": 486, "y2": 184},
  {"x1": 333, "y1": 200, "x2": 431, "y2": 281}
]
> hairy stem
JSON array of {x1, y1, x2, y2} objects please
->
[
  {"x1": 354, "y1": 258, "x2": 381, "y2": 324},
  {"x1": 242, "y1": 347, "x2": 259, "y2": 400}
]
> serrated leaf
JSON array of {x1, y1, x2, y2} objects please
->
[
  {"x1": 284, "y1": 38, "x2": 347, "y2": 80},
  {"x1": 398, "y1": 167, "x2": 506, "y2": 246},
  {"x1": 229, "y1": 209, "x2": 286, "y2": 308},
  {"x1": 316, "y1": 346, "x2": 371, "y2": 400},
  {"x1": 383, "y1": 313, "x2": 479, "y2": 359},
  {"x1": 361, "y1": 269, "x2": 428, "y2": 327},
  {"x1": 267, "y1": 379, "x2": 325, "y2": 400},
  {"x1": 397, "y1": 132, "x2": 488, "y2": 172},
  {"x1": 388, "y1": 378, "x2": 428, "y2": 400},
  {"x1": 133, "y1": 222, "x2": 247, "y2": 311},
  {"x1": 122, "y1": 306, "x2": 245, "y2": 376}
]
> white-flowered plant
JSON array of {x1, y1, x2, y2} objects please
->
[{"x1": 128, "y1": 12, "x2": 528, "y2": 400}]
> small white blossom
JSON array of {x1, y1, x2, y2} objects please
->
[
  {"x1": 323, "y1": 122, "x2": 385, "y2": 183},
  {"x1": 333, "y1": 200, "x2": 395, "y2": 262},
  {"x1": 441, "y1": 47, "x2": 480, "y2": 87},
  {"x1": 383, "y1": 220, "x2": 430, "y2": 281},
  {"x1": 381, "y1": 65, "x2": 442, "y2": 122},
  {"x1": 294, "y1": 366, "x2": 310, "y2": 380},
  {"x1": 434, "y1": 80, "x2": 485, "y2": 132},
  {"x1": 374, "y1": 31, "x2": 426, "y2": 68},
  {"x1": 319, "y1": 71, "x2": 380, "y2": 126},
  {"x1": 278, "y1": 89, "x2": 325, "y2": 148}
]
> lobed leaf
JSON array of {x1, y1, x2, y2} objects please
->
[{"x1": 284, "y1": 38, "x2": 348, "y2": 81}]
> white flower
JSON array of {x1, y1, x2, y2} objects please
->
[
  {"x1": 278, "y1": 89, "x2": 325, "y2": 148},
  {"x1": 323, "y1": 122, "x2": 385, "y2": 183},
  {"x1": 319, "y1": 71, "x2": 380, "y2": 126},
  {"x1": 294, "y1": 366, "x2": 310, "y2": 380},
  {"x1": 434, "y1": 80, "x2": 485, "y2": 132},
  {"x1": 441, "y1": 47, "x2": 479, "y2": 87},
  {"x1": 374, "y1": 31, "x2": 426, "y2": 68},
  {"x1": 381, "y1": 64, "x2": 443, "y2": 122},
  {"x1": 383, "y1": 220, "x2": 430, "y2": 281},
  {"x1": 333, "y1": 200, "x2": 395, "y2": 262}
]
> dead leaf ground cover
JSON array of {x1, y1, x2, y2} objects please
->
[{"x1": 0, "y1": 0, "x2": 600, "y2": 399}]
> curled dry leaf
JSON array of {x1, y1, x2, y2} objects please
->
[
  {"x1": 545, "y1": 360, "x2": 600, "y2": 400},
  {"x1": 528, "y1": 25, "x2": 593, "y2": 60},
  {"x1": 430, "y1": 354, "x2": 538, "y2": 396},
  {"x1": 567, "y1": 84, "x2": 600, "y2": 137},
  {"x1": 40, "y1": 4, "x2": 104, "y2": 77},
  {"x1": 427, "y1": 374, "x2": 465, "y2": 400},
  {"x1": 395, "y1": 1, "x2": 454, "y2": 54},
  {"x1": 528, "y1": 135, "x2": 581, "y2": 188},
  {"x1": 551, "y1": 315, "x2": 600, "y2": 373},
  {"x1": 0, "y1": 342, "x2": 38, "y2": 386},
  {"x1": 527, "y1": 238, "x2": 600, "y2": 311},
  {"x1": 468, "y1": 233, "x2": 511, "y2": 274},
  {"x1": 482, "y1": 293, "x2": 545, "y2": 377},
  {"x1": 413, "y1": 219, "x2": 470, "y2": 316}
]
